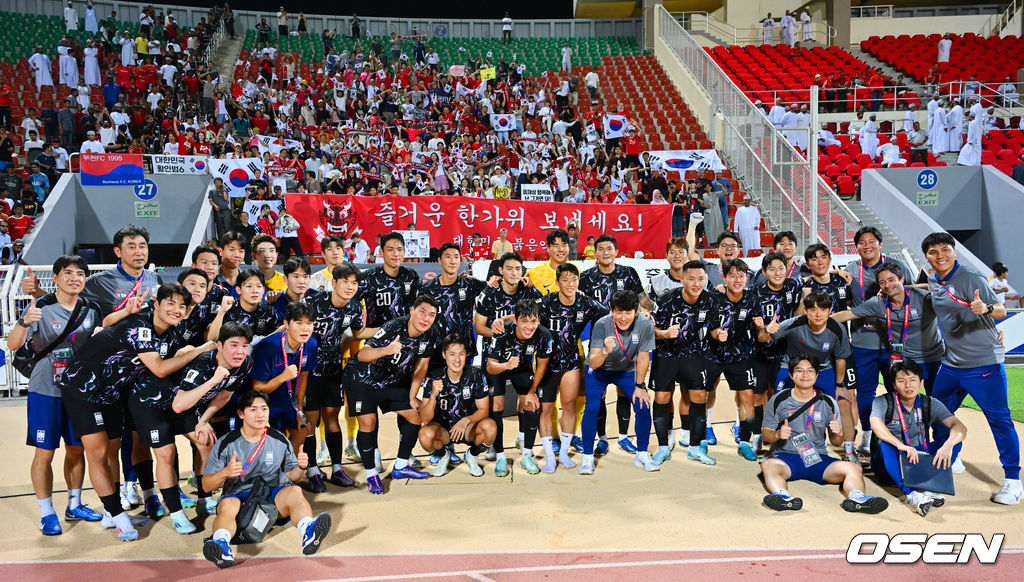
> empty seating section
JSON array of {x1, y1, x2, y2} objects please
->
[{"x1": 862, "y1": 34, "x2": 1024, "y2": 86}]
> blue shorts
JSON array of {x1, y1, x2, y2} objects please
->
[
  {"x1": 772, "y1": 451, "x2": 840, "y2": 485},
  {"x1": 221, "y1": 484, "x2": 292, "y2": 527},
  {"x1": 26, "y1": 392, "x2": 82, "y2": 449}
]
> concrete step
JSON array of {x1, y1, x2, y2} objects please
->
[
  {"x1": 848, "y1": 46, "x2": 929, "y2": 97},
  {"x1": 843, "y1": 200, "x2": 919, "y2": 266}
]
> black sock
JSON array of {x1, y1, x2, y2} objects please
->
[
  {"x1": 303, "y1": 435, "x2": 317, "y2": 469},
  {"x1": 396, "y1": 418, "x2": 420, "y2": 460},
  {"x1": 173, "y1": 448, "x2": 181, "y2": 483},
  {"x1": 325, "y1": 431, "x2": 345, "y2": 466},
  {"x1": 753, "y1": 405, "x2": 765, "y2": 436},
  {"x1": 740, "y1": 417, "x2": 755, "y2": 441},
  {"x1": 195, "y1": 476, "x2": 208, "y2": 499},
  {"x1": 653, "y1": 402, "x2": 672, "y2": 446},
  {"x1": 616, "y1": 394, "x2": 631, "y2": 435},
  {"x1": 679, "y1": 412, "x2": 690, "y2": 433},
  {"x1": 161, "y1": 486, "x2": 182, "y2": 513},
  {"x1": 469, "y1": 444, "x2": 483, "y2": 456},
  {"x1": 690, "y1": 402, "x2": 707, "y2": 447},
  {"x1": 100, "y1": 493, "x2": 122, "y2": 517},
  {"x1": 490, "y1": 409, "x2": 505, "y2": 452},
  {"x1": 134, "y1": 460, "x2": 155, "y2": 491},
  {"x1": 357, "y1": 430, "x2": 376, "y2": 470},
  {"x1": 596, "y1": 400, "x2": 608, "y2": 438},
  {"x1": 520, "y1": 409, "x2": 540, "y2": 448}
]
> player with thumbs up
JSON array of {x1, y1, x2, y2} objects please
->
[
  {"x1": 759, "y1": 356, "x2": 888, "y2": 514},
  {"x1": 202, "y1": 391, "x2": 332, "y2": 569}
]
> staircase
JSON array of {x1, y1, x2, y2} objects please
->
[
  {"x1": 211, "y1": 35, "x2": 244, "y2": 90},
  {"x1": 842, "y1": 199, "x2": 922, "y2": 270},
  {"x1": 848, "y1": 46, "x2": 929, "y2": 96}
]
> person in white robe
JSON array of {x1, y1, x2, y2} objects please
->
[
  {"x1": 83, "y1": 44, "x2": 101, "y2": 86},
  {"x1": 818, "y1": 123, "x2": 841, "y2": 147},
  {"x1": 849, "y1": 110, "x2": 866, "y2": 141},
  {"x1": 734, "y1": 195, "x2": 762, "y2": 257},
  {"x1": 76, "y1": 80, "x2": 91, "y2": 110},
  {"x1": 946, "y1": 100, "x2": 964, "y2": 151},
  {"x1": 762, "y1": 14, "x2": 776, "y2": 44},
  {"x1": 84, "y1": 2, "x2": 98, "y2": 33},
  {"x1": 878, "y1": 136, "x2": 905, "y2": 167},
  {"x1": 903, "y1": 103, "x2": 917, "y2": 133},
  {"x1": 58, "y1": 44, "x2": 79, "y2": 87},
  {"x1": 781, "y1": 104, "x2": 799, "y2": 147},
  {"x1": 956, "y1": 112, "x2": 982, "y2": 166},
  {"x1": 929, "y1": 100, "x2": 949, "y2": 154},
  {"x1": 64, "y1": 1, "x2": 78, "y2": 32},
  {"x1": 767, "y1": 98, "x2": 786, "y2": 126},
  {"x1": 860, "y1": 113, "x2": 879, "y2": 157},
  {"x1": 984, "y1": 107, "x2": 998, "y2": 132},
  {"x1": 28, "y1": 48, "x2": 54, "y2": 91},
  {"x1": 937, "y1": 34, "x2": 952, "y2": 64},
  {"x1": 119, "y1": 34, "x2": 136, "y2": 66},
  {"x1": 968, "y1": 95, "x2": 984, "y2": 120},
  {"x1": 997, "y1": 77, "x2": 1020, "y2": 107},
  {"x1": 795, "y1": 104, "x2": 810, "y2": 150},
  {"x1": 780, "y1": 12, "x2": 795, "y2": 47},
  {"x1": 800, "y1": 9, "x2": 813, "y2": 42}
]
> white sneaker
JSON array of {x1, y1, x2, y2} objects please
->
[
  {"x1": 993, "y1": 478, "x2": 1023, "y2": 505},
  {"x1": 951, "y1": 456, "x2": 966, "y2": 474},
  {"x1": 921, "y1": 490, "x2": 946, "y2": 508},
  {"x1": 904, "y1": 491, "x2": 932, "y2": 516},
  {"x1": 634, "y1": 452, "x2": 660, "y2": 472},
  {"x1": 316, "y1": 442, "x2": 330, "y2": 466},
  {"x1": 344, "y1": 442, "x2": 360, "y2": 462},
  {"x1": 483, "y1": 445, "x2": 497, "y2": 461},
  {"x1": 578, "y1": 454, "x2": 595, "y2": 475},
  {"x1": 857, "y1": 430, "x2": 873, "y2": 456},
  {"x1": 119, "y1": 485, "x2": 132, "y2": 511}
]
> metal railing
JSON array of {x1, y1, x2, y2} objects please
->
[
  {"x1": 658, "y1": 6, "x2": 859, "y2": 254},
  {"x1": 673, "y1": 11, "x2": 835, "y2": 47},
  {"x1": 851, "y1": 5, "x2": 894, "y2": 19},
  {"x1": 979, "y1": 0, "x2": 1022, "y2": 37}
]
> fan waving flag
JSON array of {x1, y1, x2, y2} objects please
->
[
  {"x1": 211, "y1": 157, "x2": 265, "y2": 195},
  {"x1": 603, "y1": 115, "x2": 628, "y2": 139},
  {"x1": 490, "y1": 114, "x2": 516, "y2": 132}
]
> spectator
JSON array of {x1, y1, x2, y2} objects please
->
[
  {"x1": 8, "y1": 205, "x2": 35, "y2": 240},
  {"x1": 275, "y1": 203, "x2": 303, "y2": 260},
  {"x1": 937, "y1": 33, "x2": 952, "y2": 64},
  {"x1": 347, "y1": 232, "x2": 370, "y2": 263},
  {"x1": 501, "y1": 12, "x2": 513, "y2": 43},
  {"x1": 28, "y1": 163, "x2": 51, "y2": 202},
  {"x1": 491, "y1": 228, "x2": 514, "y2": 259},
  {"x1": 208, "y1": 177, "x2": 232, "y2": 241},
  {"x1": 2, "y1": 238, "x2": 25, "y2": 265},
  {"x1": 989, "y1": 262, "x2": 1019, "y2": 306},
  {"x1": 908, "y1": 122, "x2": 929, "y2": 165},
  {"x1": 733, "y1": 195, "x2": 761, "y2": 257}
]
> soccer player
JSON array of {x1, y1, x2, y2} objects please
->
[
  {"x1": 207, "y1": 270, "x2": 283, "y2": 344},
  {"x1": 869, "y1": 360, "x2": 966, "y2": 516},
  {"x1": 306, "y1": 263, "x2": 377, "y2": 489},
  {"x1": 751, "y1": 252, "x2": 803, "y2": 452},
  {"x1": 475, "y1": 252, "x2": 543, "y2": 475},
  {"x1": 840, "y1": 227, "x2": 912, "y2": 456},
  {"x1": 760, "y1": 355, "x2": 888, "y2": 514},
  {"x1": 648, "y1": 223, "x2": 700, "y2": 303},
  {"x1": 346, "y1": 295, "x2": 440, "y2": 493},
  {"x1": 752, "y1": 230, "x2": 803, "y2": 286},
  {"x1": 250, "y1": 301, "x2": 319, "y2": 489},
  {"x1": 922, "y1": 232, "x2": 1021, "y2": 504},
  {"x1": 251, "y1": 234, "x2": 287, "y2": 293},
  {"x1": 652, "y1": 260, "x2": 719, "y2": 466},
  {"x1": 358, "y1": 232, "x2": 421, "y2": 328},
  {"x1": 201, "y1": 390, "x2": 332, "y2": 569},
  {"x1": 191, "y1": 245, "x2": 228, "y2": 301},
  {"x1": 418, "y1": 334, "x2": 497, "y2": 477},
  {"x1": 214, "y1": 232, "x2": 248, "y2": 291},
  {"x1": 486, "y1": 300, "x2": 554, "y2": 475},
  {"x1": 60, "y1": 284, "x2": 212, "y2": 541},
  {"x1": 423, "y1": 242, "x2": 486, "y2": 367},
  {"x1": 706, "y1": 231, "x2": 753, "y2": 289},
  {"x1": 309, "y1": 235, "x2": 347, "y2": 292},
  {"x1": 172, "y1": 321, "x2": 253, "y2": 515},
  {"x1": 10, "y1": 255, "x2": 103, "y2": 535},
  {"x1": 539, "y1": 264, "x2": 606, "y2": 469},
  {"x1": 176, "y1": 268, "x2": 225, "y2": 347},
  {"x1": 272, "y1": 257, "x2": 318, "y2": 319},
  {"x1": 761, "y1": 291, "x2": 856, "y2": 460},
  {"x1": 526, "y1": 228, "x2": 571, "y2": 295},
  {"x1": 708, "y1": 259, "x2": 762, "y2": 461},
  {"x1": 580, "y1": 290, "x2": 656, "y2": 474}
]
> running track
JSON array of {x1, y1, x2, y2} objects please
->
[{"x1": 5, "y1": 548, "x2": 1023, "y2": 581}]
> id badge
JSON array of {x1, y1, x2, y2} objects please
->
[
  {"x1": 791, "y1": 432, "x2": 821, "y2": 467},
  {"x1": 890, "y1": 343, "x2": 904, "y2": 363},
  {"x1": 51, "y1": 348, "x2": 71, "y2": 383}
]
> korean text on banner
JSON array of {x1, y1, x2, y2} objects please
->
[{"x1": 81, "y1": 153, "x2": 144, "y2": 186}]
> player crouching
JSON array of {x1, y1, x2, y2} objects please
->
[{"x1": 202, "y1": 391, "x2": 331, "y2": 568}]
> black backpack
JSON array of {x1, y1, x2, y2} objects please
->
[
  {"x1": 770, "y1": 388, "x2": 829, "y2": 429},
  {"x1": 869, "y1": 392, "x2": 932, "y2": 454}
]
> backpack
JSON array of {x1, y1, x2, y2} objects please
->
[
  {"x1": 770, "y1": 388, "x2": 829, "y2": 429},
  {"x1": 869, "y1": 392, "x2": 932, "y2": 454}
]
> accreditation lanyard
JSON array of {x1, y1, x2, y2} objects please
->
[
  {"x1": 239, "y1": 427, "x2": 268, "y2": 476},
  {"x1": 885, "y1": 293, "x2": 910, "y2": 348},
  {"x1": 280, "y1": 334, "x2": 303, "y2": 411},
  {"x1": 113, "y1": 263, "x2": 143, "y2": 312},
  {"x1": 613, "y1": 324, "x2": 633, "y2": 364},
  {"x1": 786, "y1": 261, "x2": 797, "y2": 279},
  {"x1": 858, "y1": 256, "x2": 884, "y2": 300},
  {"x1": 894, "y1": 396, "x2": 924, "y2": 447},
  {"x1": 935, "y1": 263, "x2": 971, "y2": 308},
  {"x1": 804, "y1": 394, "x2": 818, "y2": 431}
]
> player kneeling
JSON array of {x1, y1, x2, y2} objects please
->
[
  {"x1": 760, "y1": 356, "x2": 888, "y2": 514},
  {"x1": 202, "y1": 391, "x2": 331, "y2": 568},
  {"x1": 418, "y1": 334, "x2": 497, "y2": 477}
]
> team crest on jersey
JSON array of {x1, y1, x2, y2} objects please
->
[
  {"x1": 822, "y1": 342, "x2": 831, "y2": 351},
  {"x1": 698, "y1": 311, "x2": 707, "y2": 322},
  {"x1": 786, "y1": 292, "x2": 793, "y2": 302},
  {"x1": 184, "y1": 370, "x2": 199, "y2": 384},
  {"x1": 458, "y1": 288, "x2": 467, "y2": 300},
  {"x1": 462, "y1": 387, "x2": 471, "y2": 399},
  {"x1": 418, "y1": 342, "x2": 427, "y2": 354},
  {"x1": 838, "y1": 288, "x2": 847, "y2": 299},
  {"x1": 159, "y1": 343, "x2": 168, "y2": 357},
  {"x1": 342, "y1": 315, "x2": 352, "y2": 327},
  {"x1": 576, "y1": 311, "x2": 584, "y2": 322},
  {"x1": 630, "y1": 334, "x2": 638, "y2": 343},
  {"x1": 138, "y1": 328, "x2": 152, "y2": 342},
  {"x1": 739, "y1": 309, "x2": 748, "y2": 320},
  {"x1": 51, "y1": 319, "x2": 62, "y2": 331},
  {"x1": 910, "y1": 308, "x2": 919, "y2": 319},
  {"x1": 947, "y1": 285, "x2": 957, "y2": 295},
  {"x1": 404, "y1": 283, "x2": 412, "y2": 293},
  {"x1": 616, "y1": 279, "x2": 625, "y2": 289},
  {"x1": 264, "y1": 451, "x2": 274, "y2": 466},
  {"x1": 526, "y1": 345, "x2": 536, "y2": 355}
]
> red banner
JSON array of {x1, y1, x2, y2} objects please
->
[{"x1": 287, "y1": 194, "x2": 671, "y2": 257}]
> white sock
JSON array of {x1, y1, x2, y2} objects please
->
[
  {"x1": 496, "y1": 452, "x2": 507, "y2": 461},
  {"x1": 658, "y1": 445, "x2": 669, "y2": 452},
  {"x1": 541, "y1": 436, "x2": 554, "y2": 459},
  {"x1": 849, "y1": 489, "x2": 867, "y2": 502},
  {"x1": 307, "y1": 466, "x2": 319, "y2": 477},
  {"x1": 374, "y1": 448, "x2": 381, "y2": 465},
  {"x1": 844, "y1": 441, "x2": 856, "y2": 454},
  {"x1": 365, "y1": 467, "x2": 378, "y2": 478},
  {"x1": 213, "y1": 528, "x2": 232, "y2": 543},
  {"x1": 142, "y1": 488, "x2": 157, "y2": 500},
  {"x1": 559, "y1": 432, "x2": 573, "y2": 455},
  {"x1": 465, "y1": 450, "x2": 477, "y2": 461},
  {"x1": 774, "y1": 488, "x2": 792, "y2": 499},
  {"x1": 68, "y1": 489, "x2": 82, "y2": 509},
  {"x1": 38, "y1": 497, "x2": 56, "y2": 517},
  {"x1": 582, "y1": 453, "x2": 594, "y2": 463},
  {"x1": 599, "y1": 435, "x2": 608, "y2": 442},
  {"x1": 393, "y1": 458, "x2": 409, "y2": 470},
  {"x1": 296, "y1": 516, "x2": 313, "y2": 532},
  {"x1": 170, "y1": 509, "x2": 188, "y2": 521},
  {"x1": 518, "y1": 431, "x2": 525, "y2": 443},
  {"x1": 331, "y1": 463, "x2": 342, "y2": 473},
  {"x1": 112, "y1": 511, "x2": 133, "y2": 531}
]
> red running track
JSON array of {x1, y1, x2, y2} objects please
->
[{"x1": 4, "y1": 548, "x2": 1022, "y2": 581}]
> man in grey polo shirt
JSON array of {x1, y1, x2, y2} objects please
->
[{"x1": 921, "y1": 231, "x2": 1021, "y2": 505}]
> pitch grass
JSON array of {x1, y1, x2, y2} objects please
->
[{"x1": 961, "y1": 366, "x2": 1024, "y2": 422}]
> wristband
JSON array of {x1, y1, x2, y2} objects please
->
[
  {"x1": 986, "y1": 303, "x2": 994, "y2": 315},
  {"x1": 17, "y1": 318, "x2": 30, "y2": 328},
  {"x1": 636, "y1": 382, "x2": 646, "y2": 391}
]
